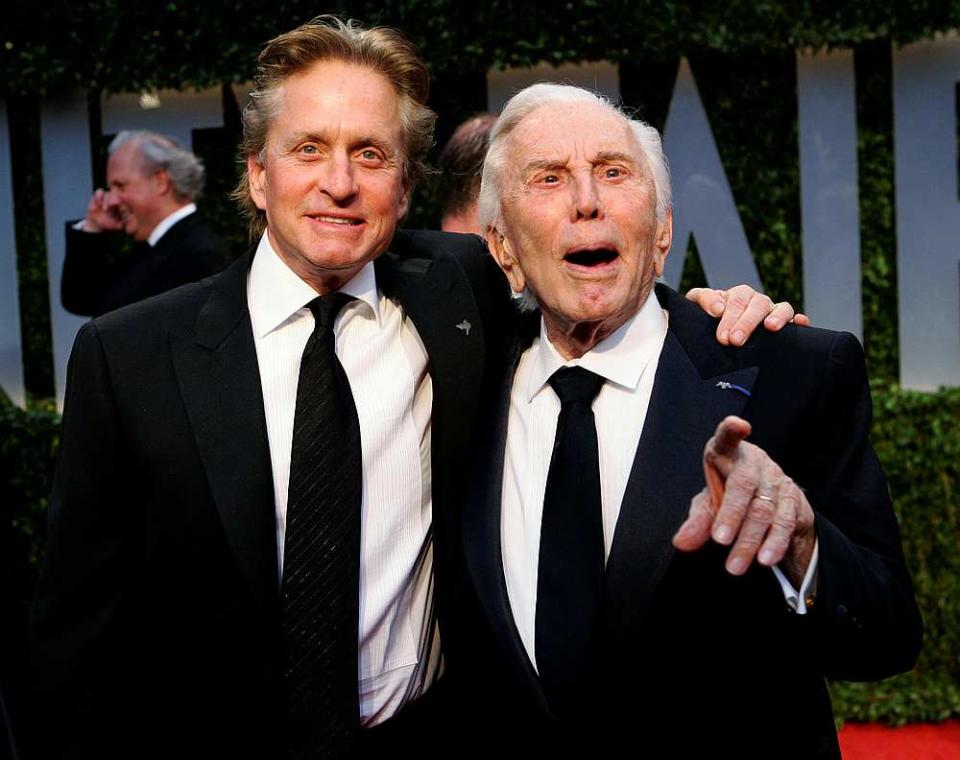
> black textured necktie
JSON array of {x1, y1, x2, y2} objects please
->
[
  {"x1": 535, "y1": 366, "x2": 606, "y2": 716},
  {"x1": 282, "y1": 293, "x2": 362, "y2": 758}
]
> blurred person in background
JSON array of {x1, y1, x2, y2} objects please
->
[
  {"x1": 438, "y1": 113, "x2": 496, "y2": 235},
  {"x1": 61, "y1": 129, "x2": 230, "y2": 317}
]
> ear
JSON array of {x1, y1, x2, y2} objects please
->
[
  {"x1": 652, "y1": 208, "x2": 673, "y2": 278},
  {"x1": 153, "y1": 170, "x2": 172, "y2": 196},
  {"x1": 485, "y1": 225, "x2": 526, "y2": 295},
  {"x1": 397, "y1": 172, "x2": 411, "y2": 220},
  {"x1": 247, "y1": 154, "x2": 268, "y2": 211}
]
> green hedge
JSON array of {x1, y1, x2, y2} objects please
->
[
  {"x1": 0, "y1": 400, "x2": 58, "y2": 638},
  {"x1": 830, "y1": 384, "x2": 960, "y2": 725},
  {"x1": 4, "y1": 1, "x2": 960, "y2": 96}
]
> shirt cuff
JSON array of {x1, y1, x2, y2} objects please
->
[
  {"x1": 73, "y1": 219, "x2": 89, "y2": 231},
  {"x1": 771, "y1": 539, "x2": 819, "y2": 615}
]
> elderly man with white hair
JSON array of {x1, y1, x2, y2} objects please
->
[
  {"x1": 455, "y1": 83, "x2": 921, "y2": 758},
  {"x1": 61, "y1": 129, "x2": 230, "y2": 317}
]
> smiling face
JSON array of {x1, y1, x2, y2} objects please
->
[
  {"x1": 247, "y1": 60, "x2": 411, "y2": 293},
  {"x1": 105, "y1": 143, "x2": 170, "y2": 241},
  {"x1": 487, "y1": 100, "x2": 672, "y2": 356}
]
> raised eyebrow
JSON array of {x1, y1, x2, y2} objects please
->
[
  {"x1": 281, "y1": 131, "x2": 327, "y2": 151},
  {"x1": 350, "y1": 136, "x2": 395, "y2": 157},
  {"x1": 521, "y1": 159, "x2": 569, "y2": 179},
  {"x1": 594, "y1": 151, "x2": 637, "y2": 165},
  {"x1": 524, "y1": 159, "x2": 566, "y2": 172}
]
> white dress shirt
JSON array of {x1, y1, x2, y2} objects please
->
[
  {"x1": 500, "y1": 290, "x2": 817, "y2": 672},
  {"x1": 247, "y1": 234, "x2": 440, "y2": 727}
]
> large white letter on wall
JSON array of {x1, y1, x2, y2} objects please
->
[
  {"x1": 797, "y1": 49, "x2": 862, "y2": 339},
  {"x1": 101, "y1": 88, "x2": 223, "y2": 150},
  {"x1": 662, "y1": 59, "x2": 761, "y2": 290},
  {"x1": 40, "y1": 91, "x2": 93, "y2": 410},
  {"x1": 0, "y1": 98, "x2": 25, "y2": 407},
  {"x1": 43, "y1": 88, "x2": 223, "y2": 408},
  {"x1": 894, "y1": 35, "x2": 960, "y2": 390}
]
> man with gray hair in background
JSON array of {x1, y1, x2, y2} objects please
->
[{"x1": 61, "y1": 129, "x2": 230, "y2": 317}]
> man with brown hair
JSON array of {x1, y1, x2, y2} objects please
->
[
  {"x1": 30, "y1": 16, "x2": 794, "y2": 760},
  {"x1": 438, "y1": 113, "x2": 497, "y2": 234},
  {"x1": 33, "y1": 17, "x2": 489, "y2": 759}
]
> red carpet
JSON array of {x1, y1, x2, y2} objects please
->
[{"x1": 838, "y1": 720, "x2": 960, "y2": 759}]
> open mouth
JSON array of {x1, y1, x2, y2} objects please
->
[{"x1": 564, "y1": 248, "x2": 619, "y2": 267}]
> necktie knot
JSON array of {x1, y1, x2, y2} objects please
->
[
  {"x1": 548, "y1": 366, "x2": 605, "y2": 407},
  {"x1": 307, "y1": 292, "x2": 353, "y2": 331}
]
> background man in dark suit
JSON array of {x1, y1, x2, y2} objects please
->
[
  {"x1": 459, "y1": 83, "x2": 923, "y2": 758},
  {"x1": 61, "y1": 130, "x2": 230, "y2": 316}
]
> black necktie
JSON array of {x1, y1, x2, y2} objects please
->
[
  {"x1": 282, "y1": 293, "x2": 362, "y2": 758},
  {"x1": 535, "y1": 366, "x2": 606, "y2": 716}
]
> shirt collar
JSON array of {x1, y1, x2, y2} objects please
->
[
  {"x1": 247, "y1": 232, "x2": 381, "y2": 339},
  {"x1": 525, "y1": 288, "x2": 668, "y2": 403},
  {"x1": 147, "y1": 203, "x2": 196, "y2": 247}
]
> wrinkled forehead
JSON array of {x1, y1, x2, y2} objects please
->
[
  {"x1": 506, "y1": 100, "x2": 645, "y2": 173},
  {"x1": 271, "y1": 60, "x2": 406, "y2": 145}
]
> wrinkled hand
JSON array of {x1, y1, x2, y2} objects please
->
[
  {"x1": 686, "y1": 285, "x2": 811, "y2": 346},
  {"x1": 84, "y1": 188, "x2": 123, "y2": 233},
  {"x1": 672, "y1": 415, "x2": 816, "y2": 587}
]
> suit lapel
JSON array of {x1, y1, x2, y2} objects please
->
[
  {"x1": 462, "y1": 316, "x2": 552, "y2": 713},
  {"x1": 605, "y1": 285, "x2": 758, "y2": 639},
  {"x1": 170, "y1": 252, "x2": 279, "y2": 613},
  {"x1": 375, "y1": 249, "x2": 484, "y2": 428}
]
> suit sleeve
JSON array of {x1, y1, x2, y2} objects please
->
[
  {"x1": 61, "y1": 223, "x2": 127, "y2": 316},
  {"x1": 799, "y1": 331, "x2": 922, "y2": 680},
  {"x1": 29, "y1": 321, "x2": 140, "y2": 750}
]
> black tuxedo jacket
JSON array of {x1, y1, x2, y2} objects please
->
[
  {"x1": 458, "y1": 284, "x2": 922, "y2": 759},
  {"x1": 30, "y1": 230, "x2": 506, "y2": 759},
  {"x1": 61, "y1": 211, "x2": 231, "y2": 317}
]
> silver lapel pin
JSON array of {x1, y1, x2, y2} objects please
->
[
  {"x1": 456, "y1": 320, "x2": 472, "y2": 336},
  {"x1": 715, "y1": 380, "x2": 752, "y2": 397}
]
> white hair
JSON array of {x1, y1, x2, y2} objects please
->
[
  {"x1": 477, "y1": 82, "x2": 672, "y2": 233},
  {"x1": 109, "y1": 130, "x2": 205, "y2": 202}
]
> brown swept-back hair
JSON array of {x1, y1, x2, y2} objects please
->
[
  {"x1": 233, "y1": 15, "x2": 435, "y2": 240},
  {"x1": 437, "y1": 113, "x2": 497, "y2": 219}
]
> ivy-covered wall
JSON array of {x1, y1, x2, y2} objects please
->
[
  {"x1": 4, "y1": 1, "x2": 960, "y2": 97},
  {"x1": 2, "y1": 0, "x2": 958, "y2": 729}
]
